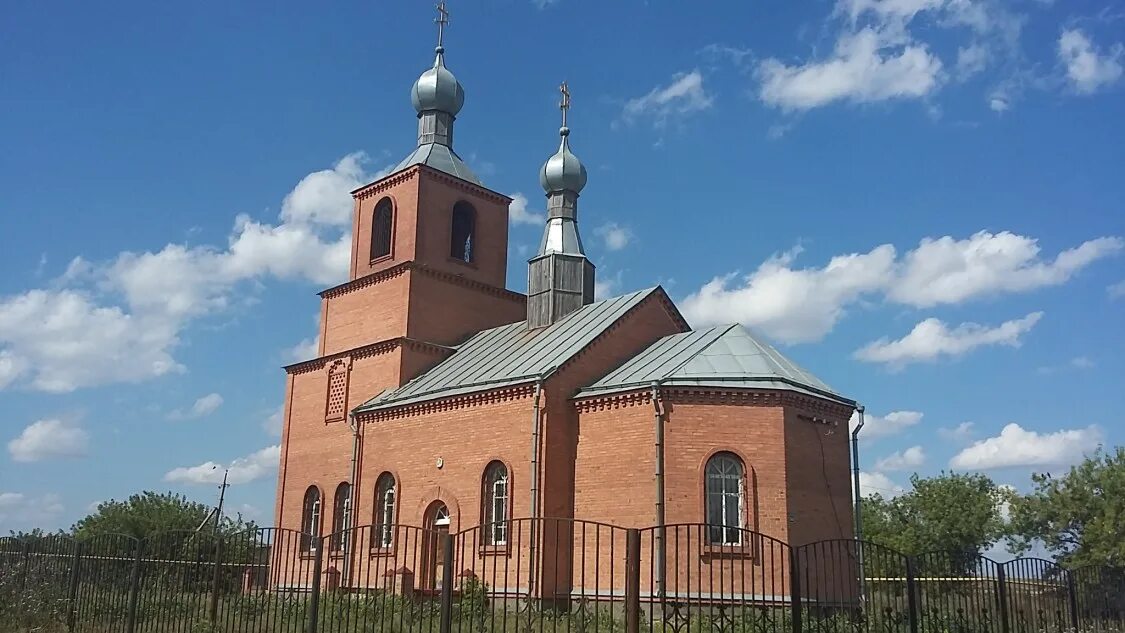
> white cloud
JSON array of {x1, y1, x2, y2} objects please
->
[
  {"x1": 169, "y1": 393, "x2": 224, "y2": 420},
  {"x1": 1108, "y1": 280, "x2": 1125, "y2": 299},
  {"x1": 989, "y1": 95, "x2": 1010, "y2": 112},
  {"x1": 856, "y1": 471, "x2": 905, "y2": 498},
  {"x1": 681, "y1": 231, "x2": 1119, "y2": 345},
  {"x1": 682, "y1": 245, "x2": 896, "y2": 344},
  {"x1": 508, "y1": 193, "x2": 544, "y2": 226},
  {"x1": 1058, "y1": 28, "x2": 1123, "y2": 94},
  {"x1": 889, "y1": 232, "x2": 1123, "y2": 308},
  {"x1": 263, "y1": 406, "x2": 284, "y2": 437},
  {"x1": 875, "y1": 445, "x2": 926, "y2": 471},
  {"x1": 8, "y1": 419, "x2": 89, "y2": 462},
  {"x1": 956, "y1": 43, "x2": 990, "y2": 80},
  {"x1": 0, "y1": 289, "x2": 184, "y2": 392},
  {"x1": 0, "y1": 492, "x2": 65, "y2": 530},
  {"x1": 594, "y1": 271, "x2": 625, "y2": 300},
  {"x1": 279, "y1": 153, "x2": 372, "y2": 226},
  {"x1": 758, "y1": 28, "x2": 944, "y2": 111},
  {"x1": 850, "y1": 410, "x2": 924, "y2": 440},
  {"x1": 950, "y1": 423, "x2": 1102, "y2": 469},
  {"x1": 855, "y1": 312, "x2": 1042, "y2": 367},
  {"x1": 1037, "y1": 356, "x2": 1095, "y2": 375},
  {"x1": 286, "y1": 338, "x2": 320, "y2": 363},
  {"x1": 595, "y1": 223, "x2": 633, "y2": 251},
  {"x1": 938, "y1": 421, "x2": 975, "y2": 442},
  {"x1": 621, "y1": 70, "x2": 713, "y2": 128},
  {"x1": 0, "y1": 153, "x2": 373, "y2": 393},
  {"x1": 164, "y1": 445, "x2": 281, "y2": 486}
]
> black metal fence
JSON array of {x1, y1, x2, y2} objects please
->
[{"x1": 2, "y1": 519, "x2": 1122, "y2": 633}]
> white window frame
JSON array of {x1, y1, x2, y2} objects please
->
[{"x1": 706, "y1": 454, "x2": 745, "y2": 546}]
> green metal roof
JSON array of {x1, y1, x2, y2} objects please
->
[
  {"x1": 576, "y1": 324, "x2": 854, "y2": 406},
  {"x1": 354, "y1": 287, "x2": 668, "y2": 414}
]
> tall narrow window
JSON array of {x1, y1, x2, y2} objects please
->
[
  {"x1": 482, "y1": 461, "x2": 509, "y2": 545},
  {"x1": 301, "y1": 486, "x2": 322, "y2": 553},
  {"x1": 373, "y1": 473, "x2": 396, "y2": 548},
  {"x1": 325, "y1": 360, "x2": 349, "y2": 421},
  {"x1": 705, "y1": 453, "x2": 745, "y2": 545},
  {"x1": 331, "y1": 483, "x2": 351, "y2": 552},
  {"x1": 450, "y1": 202, "x2": 476, "y2": 263},
  {"x1": 370, "y1": 198, "x2": 393, "y2": 260}
]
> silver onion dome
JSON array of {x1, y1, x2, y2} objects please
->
[
  {"x1": 411, "y1": 47, "x2": 465, "y2": 116},
  {"x1": 539, "y1": 127, "x2": 587, "y2": 194}
]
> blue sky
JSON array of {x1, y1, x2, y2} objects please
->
[{"x1": 1, "y1": 0, "x2": 1123, "y2": 534}]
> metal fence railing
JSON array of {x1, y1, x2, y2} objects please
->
[{"x1": 2, "y1": 519, "x2": 1122, "y2": 633}]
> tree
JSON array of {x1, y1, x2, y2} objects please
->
[
  {"x1": 861, "y1": 472, "x2": 1012, "y2": 564},
  {"x1": 72, "y1": 491, "x2": 252, "y2": 540},
  {"x1": 1008, "y1": 447, "x2": 1125, "y2": 568}
]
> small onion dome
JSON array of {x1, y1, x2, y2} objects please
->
[
  {"x1": 410, "y1": 47, "x2": 465, "y2": 116},
  {"x1": 539, "y1": 127, "x2": 588, "y2": 194}
]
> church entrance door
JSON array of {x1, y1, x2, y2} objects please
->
[{"x1": 424, "y1": 502, "x2": 450, "y2": 591}]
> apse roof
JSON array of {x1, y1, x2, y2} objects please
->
[
  {"x1": 354, "y1": 287, "x2": 672, "y2": 414},
  {"x1": 576, "y1": 324, "x2": 854, "y2": 406},
  {"x1": 392, "y1": 143, "x2": 480, "y2": 185}
]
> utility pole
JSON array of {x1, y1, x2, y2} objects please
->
[{"x1": 212, "y1": 468, "x2": 230, "y2": 536}]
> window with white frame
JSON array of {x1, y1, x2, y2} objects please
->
[
  {"x1": 482, "y1": 462, "x2": 508, "y2": 545},
  {"x1": 301, "y1": 486, "x2": 321, "y2": 552},
  {"x1": 373, "y1": 473, "x2": 396, "y2": 548},
  {"x1": 705, "y1": 453, "x2": 745, "y2": 545}
]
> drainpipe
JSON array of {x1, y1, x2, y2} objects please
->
[
  {"x1": 528, "y1": 378, "x2": 544, "y2": 596},
  {"x1": 344, "y1": 411, "x2": 361, "y2": 587},
  {"x1": 651, "y1": 381, "x2": 667, "y2": 600},
  {"x1": 850, "y1": 405, "x2": 864, "y2": 542},
  {"x1": 851, "y1": 405, "x2": 866, "y2": 601}
]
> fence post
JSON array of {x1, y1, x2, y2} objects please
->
[
  {"x1": 1066, "y1": 569, "x2": 1081, "y2": 632},
  {"x1": 905, "y1": 557, "x2": 920, "y2": 633},
  {"x1": 209, "y1": 538, "x2": 223, "y2": 626},
  {"x1": 439, "y1": 533, "x2": 454, "y2": 633},
  {"x1": 996, "y1": 565, "x2": 1011, "y2": 633},
  {"x1": 306, "y1": 539, "x2": 324, "y2": 633},
  {"x1": 17, "y1": 540, "x2": 30, "y2": 594},
  {"x1": 66, "y1": 541, "x2": 82, "y2": 632},
  {"x1": 625, "y1": 529, "x2": 641, "y2": 633},
  {"x1": 125, "y1": 540, "x2": 143, "y2": 633},
  {"x1": 789, "y1": 547, "x2": 802, "y2": 633}
]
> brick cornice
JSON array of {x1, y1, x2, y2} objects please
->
[
  {"x1": 284, "y1": 337, "x2": 453, "y2": 375},
  {"x1": 417, "y1": 165, "x2": 512, "y2": 204},
  {"x1": 357, "y1": 383, "x2": 535, "y2": 422},
  {"x1": 351, "y1": 168, "x2": 419, "y2": 201},
  {"x1": 575, "y1": 386, "x2": 854, "y2": 420},
  {"x1": 319, "y1": 262, "x2": 410, "y2": 298},
  {"x1": 411, "y1": 264, "x2": 527, "y2": 303},
  {"x1": 317, "y1": 261, "x2": 526, "y2": 303}
]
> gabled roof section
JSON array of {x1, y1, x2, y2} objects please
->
[
  {"x1": 577, "y1": 324, "x2": 855, "y2": 406},
  {"x1": 392, "y1": 143, "x2": 480, "y2": 185},
  {"x1": 354, "y1": 287, "x2": 681, "y2": 414}
]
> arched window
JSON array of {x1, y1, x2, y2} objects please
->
[
  {"x1": 370, "y1": 198, "x2": 393, "y2": 260},
  {"x1": 373, "y1": 473, "x2": 396, "y2": 548},
  {"x1": 301, "y1": 486, "x2": 321, "y2": 552},
  {"x1": 705, "y1": 453, "x2": 745, "y2": 545},
  {"x1": 450, "y1": 202, "x2": 476, "y2": 263},
  {"x1": 482, "y1": 461, "x2": 509, "y2": 545},
  {"x1": 330, "y1": 482, "x2": 351, "y2": 552}
]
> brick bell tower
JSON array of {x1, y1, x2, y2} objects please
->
[{"x1": 274, "y1": 3, "x2": 526, "y2": 534}]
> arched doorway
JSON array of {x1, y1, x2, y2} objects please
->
[{"x1": 423, "y1": 501, "x2": 450, "y2": 591}]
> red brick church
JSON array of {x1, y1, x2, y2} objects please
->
[{"x1": 273, "y1": 6, "x2": 856, "y2": 593}]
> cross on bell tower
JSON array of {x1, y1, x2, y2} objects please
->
[
  {"x1": 559, "y1": 81, "x2": 570, "y2": 128},
  {"x1": 435, "y1": 2, "x2": 449, "y2": 48}
]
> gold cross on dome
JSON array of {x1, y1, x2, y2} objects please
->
[
  {"x1": 559, "y1": 81, "x2": 570, "y2": 128},
  {"x1": 435, "y1": 2, "x2": 449, "y2": 48}
]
